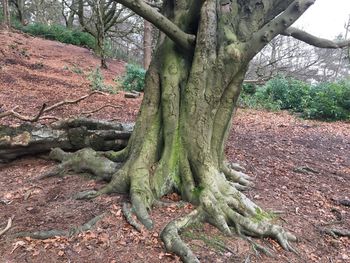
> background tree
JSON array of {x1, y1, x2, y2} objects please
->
[
  {"x1": 10, "y1": 0, "x2": 25, "y2": 25},
  {"x1": 2, "y1": 0, "x2": 10, "y2": 28},
  {"x1": 26, "y1": 0, "x2": 62, "y2": 25},
  {"x1": 61, "y1": 0, "x2": 77, "y2": 29},
  {"x1": 246, "y1": 21, "x2": 350, "y2": 83},
  {"x1": 75, "y1": 0, "x2": 134, "y2": 68}
]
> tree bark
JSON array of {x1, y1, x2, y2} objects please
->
[
  {"x1": 143, "y1": 19, "x2": 152, "y2": 69},
  {"x1": 0, "y1": 118, "x2": 132, "y2": 162},
  {"x1": 2, "y1": 0, "x2": 10, "y2": 28}
]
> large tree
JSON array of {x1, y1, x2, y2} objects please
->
[{"x1": 37, "y1": 0, "x2": 350, "y2": 262}]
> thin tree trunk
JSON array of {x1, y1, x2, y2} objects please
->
[
  {"x1": 2, "y1": 0, "x2": 10, "y2": 28},
  {"x1": 143, "y1": 19, "x2": 152, "y2": 69}
]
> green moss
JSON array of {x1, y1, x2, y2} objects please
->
[
  {"x1": 252, "y1": 207, "x2": 276, "y2": 223},
  {"x1": 224, "y1": 27, "x2": 238, "y2": 42},
  {"x1": 191, "y1": 186, "x2": 204, "y2": 198}
]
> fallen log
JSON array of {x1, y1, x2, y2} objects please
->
[{"x1": 0, "y1": 118, "x2": 133, "y2": 162}]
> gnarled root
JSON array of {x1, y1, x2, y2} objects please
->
[
  {"x1": 221, "y1": 162, "x2": 254, "y2": 191},
  {"x1": 39, "y1": 148, "x2": 121, "y2": 181},
  {"x1": 161, "y1": 209, "x2": 205, "y2": 263},
  {"x1": 39, "y1": 147, "x2": 296, "y2": 262},
  {"x1": 14, "y1": 214, "x2": 105, "y2": 239},
  {"x1": 159, "y1": 165, "x2": 296, "y2": 262}
]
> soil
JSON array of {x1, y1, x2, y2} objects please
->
[{"x1": 0, "y1": 30, "x2": 349, "y2": 263}]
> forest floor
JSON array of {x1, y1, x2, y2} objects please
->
[{"x1": 0, "y1": 30, "x2": 349, "y2": 263}]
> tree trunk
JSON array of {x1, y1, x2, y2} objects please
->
[
  {"x1": 2, "y1": 0, "x2": 10, "y2": 28},
  {"x1": 0, "y1": 118, "x2": 132, "y2": 162},
  {"x1": 96, "y1": 0, "x2": 107, "y2": 69},
  {"x1": 143, "y1": 19, "x2": 152, "y2": 69},
  {"x1": 41, "y1": 1, "x2": 299, "y2": 261}
]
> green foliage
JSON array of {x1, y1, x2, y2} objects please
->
[
  {"x1": 264, "y1": 77, "x2": 310, "y2": 112},
  {"x1": 303, "y1": 81, "x2": 350, "y2": 121},
  {"x1": 88, "y1": 67, "x2": 117, "y2": 94},
  {"x1": 242, "y1": 83, "x2": 257, "y2": 95},
  {"x1": 120, "y1": 64, "x2": 146, "y2": 92},
  {"x1": 239, "y1": 85, "x2": 282, "y2": 111},
  {"x1": 19, "y1": 23, "x2": 95, "y2": 49},
  {"x1": 239, "y1": 76, "x2": 350, "y2": 121}
]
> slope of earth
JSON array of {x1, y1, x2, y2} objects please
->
[
  {"x1": 0, "y1": 30, "x2": 141, "y2": 125},
  {"x1": 0, "y1": 30, "x2": 349, "y2": 263}
]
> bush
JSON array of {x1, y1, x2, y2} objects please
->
[
  {"x1": 242, "y1": 83, "x2": 256, "y2": 95},
  {"x1": 120, "y1": 64, "x2": 146, "y2": 92},
  {"x1": 264, "y1": 77, "x2": 310, "y2": 111},
  {"x1": 20, "y1": 23, "x2": 95, "y2": 49},
  {"x1": 88, "y1": 67, "x2": 116, "y2": 94},
  {"x1": 239, "y1": 76, "x2": 350, "y2": 121},
  {"x1": 239, "y1": 85, "x2": 281, "y2": 111},
  {"x1": 303, "y1": 81, "x2": 350, "y2": 121}
]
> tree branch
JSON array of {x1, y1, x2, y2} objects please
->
[
  {"x1": 0, "y1": 91, "x2": 105, "y2": 122},
  {"x1": 244, "y1": 0, "x2": 316, "y2": 59},
  {"x1": 113, "y1": 0, "x2": 196, "y2": 50},
  {"x1": 282, "y1": 27, "x2": 350, "y2": 49}
]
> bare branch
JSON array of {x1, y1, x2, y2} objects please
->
[
  {"x1": 282, "y1": 27, "x2": 350, "y2": 49},
  {"x1": 113, "y1": 0, "x2": 196, "y2": 50}
]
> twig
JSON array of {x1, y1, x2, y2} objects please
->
[
  {"x1": 0, "y1": 217, "x2": 13, "y2": 237},
  {"x1": 0, "y1": 91, "x2": 105, "y2": 122}
]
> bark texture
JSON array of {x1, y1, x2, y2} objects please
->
[
  {"x1": 2, "y1": 0, "x2": 10, "y2": 28},
  {"x1": 0, "y1": 118, "x2": 132, "y2": 162}
]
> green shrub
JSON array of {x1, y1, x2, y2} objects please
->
[
  {"x1": 239, "y1": 76, "x2": 350, "y2": 121},
  {"x1": 20, "y1": 23, "x2": 95, "y2": 49},
  {"x1": 264, "y1": 77, "x2": 310, "y2": 111},
  {"x1": 303, "y1": 81, "x2": 350, "y2": 121},
  {"x1": 239, "y1": 85, "x2": 281, "y2": 111},
  {"x1": 120, "y1": 64, "x2": 146, "y2": 92},
  {"x1": 242, "y1": 83, "x2": 256, "y2": 95},
  {"x1": 88, "y1": 67, "x2": 116, "y2": 94}
]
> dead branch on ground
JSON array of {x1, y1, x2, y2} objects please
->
[
  {"x1": 0, "y1": 91, "x2": 106, "y2": 122},
  {"x1": 0, "y1": 217, "x2": 13, "y2": 237}
]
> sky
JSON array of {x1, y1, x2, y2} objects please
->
[{"x1": 294, "y1": 0, "x2": 350, "y2": 39}]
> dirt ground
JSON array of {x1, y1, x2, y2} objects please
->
[{"x1": 0, "y1": 30, "x2": 349, "y2": 263}]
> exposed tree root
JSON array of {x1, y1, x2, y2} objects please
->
[
  {"x1": 14, "y1": 214, "x2": 105, "y2": 240},
  {"x1": 0, "y1": 217, "x2": 13, "y2": 237},
  {"x1": 321, "y1": 228, "x2": 350, "y2": 238},
  {"x1": 245, "y1": 237, "x2": 274, "y2": 258},
  {"x1": 161, "y1": 209, "x2": 204, "y2": 263},
  {"x1": 122, "y1": 202, "x2": 143, "y2": 232},
  {"x1": 42, "y1": 146, "x2": 297, "y2": 262},
  {"x1": 38, "y1": 148, "x2": 120, "y2": 181}
]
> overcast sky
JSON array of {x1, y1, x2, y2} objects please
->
[{"x1": 294, "y1": 0, "x2": 350, "y2": 39}]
